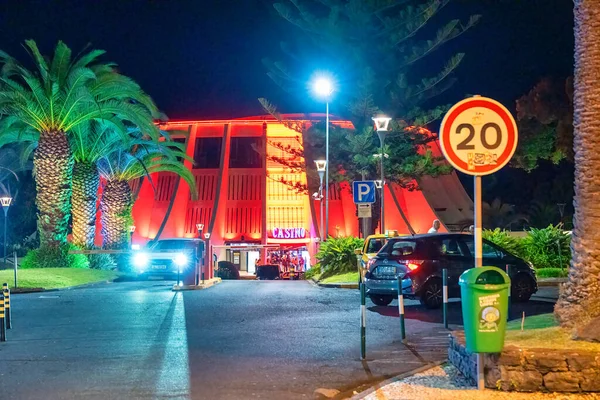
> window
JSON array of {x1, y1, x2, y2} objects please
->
[
  {"x1": 440, "y1": 238, "x2": 467, "y2": 257},
  {"x1": 194, "y1": 138, "x2": 222, "y2": 169},
  {"x1": 465, "y1": 240, "x2": 504, "y2": 259},
  {"x1": 152, "y1": 240, "x2": 198, "y2": 251},
  {"x1": 367, "y1": 238, "x2": 385, "y2": 254},
  {"x1": 229, "y1": 137, "x2": 262, "y2": 168},
  {"x1": 380, "y1": 239, "x2": 418, "y2": 257}
]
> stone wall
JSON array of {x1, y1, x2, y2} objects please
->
[{"x1": 449, "y1": 331, "x2": 600, "y2": 392}]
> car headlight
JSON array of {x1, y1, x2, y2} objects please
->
[
  {"x1": 174, "y1": 253, "x2": 188, "y2": 266},
  {"x1": 133, "y1": 253, "x2": 149, "y2": 268}
]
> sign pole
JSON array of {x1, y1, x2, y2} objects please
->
[{"x1": 474, "y1": 175, "x2": 485, "y2": 390}]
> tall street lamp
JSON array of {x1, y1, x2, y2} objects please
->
[
  {"x1": 0, "y1": 196, "x2": 12, "y2": 264},
  {"x1": 313, "y1": 76, "x2": 334, "y2": 240},
  {"x1": 196, "y1": 223, "x2": 204, "y2": 284},
  {"x1": 204, "y1": 232, "x2": 211, "y2": 281},
  {"x1": 314, "y1": 160, "x2": 327, "y2": 241},
  {"x1": 372, "y1": 117, "x2": 392, "y2": 234}
]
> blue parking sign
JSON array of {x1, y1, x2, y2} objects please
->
[{"x1": 353, "y1": 181, "x2": 376, "y2": 204}]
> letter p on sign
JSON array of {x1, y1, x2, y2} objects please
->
[{"x1": 353, "y1": 181, "x2": 376, "y2": 204}]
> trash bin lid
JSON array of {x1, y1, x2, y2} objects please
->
[{"x1": 459, "y1": 266, "x2": 510, "y2": 287}]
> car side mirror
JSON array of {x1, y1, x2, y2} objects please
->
[{"x1": 354, "y1": 249, "x2": 362, "y2": 255}]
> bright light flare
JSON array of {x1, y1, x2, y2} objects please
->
[
  {"x1": 313, "y1": 77, "x2": 334, "y2": 98},
  {"x1": 174, "y1": 253, "x2": 188, "y2": 266}
]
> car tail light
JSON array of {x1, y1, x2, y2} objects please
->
[{"x1": 405, "y1": 260, "x2": 424, "y2": 271}]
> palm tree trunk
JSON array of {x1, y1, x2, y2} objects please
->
[
  {"x1": 100, "y1": 179, "x2": 133, "y2": 249},
  {"x1": 72, "y1": 162, "x2": 99, "y2": 248},
  {"x1": 33, "y1": 130, "x2": 73, "y2": 247},
  {"x1": 555, "y1": 0, "x2": 600, "y2": 330}
]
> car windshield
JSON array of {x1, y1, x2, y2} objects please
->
[
  {"x1": 379, "y1": 239, "x2": 418, "y2": 257},
  {"x1": 152, "y1": 240, "x2": 197, "y2": 251}
]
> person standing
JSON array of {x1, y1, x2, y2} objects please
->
[{"x1": 428, "y1": 219, "x2": 441, "y2": 233}]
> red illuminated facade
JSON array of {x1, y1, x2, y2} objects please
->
[{"x1": 102, "y1": 115, "x2": 473, "y2": 276}]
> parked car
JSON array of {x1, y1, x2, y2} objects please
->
[
  {"x1": 132, "y1": 238, "x2": 203, "y2": 279},
  {"x1": 363, "y1": 233, "x2": 538, "y2": 308},
  {"x1": 355, "y1": 230, "x2": 403, "y2": 285}
]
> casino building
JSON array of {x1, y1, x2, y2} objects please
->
[{"x1": 119, "y1": 114, "x2": 473, "y2": 276}]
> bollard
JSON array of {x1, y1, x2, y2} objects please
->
[
  {"x1": 2, "y1": 283, "x2": 10, "y2": 330},
  {"x1": 13, "y1": 252, "x2": 18, "y2": 289},
  {"x1": 360, "y1": 282, "x2": 366, "y2": 360},
  {"x1": 0, "y1": 292, "x2": 5, "y2": 342},
  {"x1": 442, "y1": 268, "x2": 448, "y2": 329},
  {"x1": 397, "y1": 277, "x2": 406, "y2": 342},
  {"x1": 506, "y1": 264, "x2": 511, "y2": 321}
]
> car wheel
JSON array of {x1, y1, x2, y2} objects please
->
[
  {"x1": 512, "y1": 275, "x2": 535, "y2": 302},
  {"x1": 420, "y1": 279, "x2": 443, "y2": 309},
  {"x1": 369, "y1": 294, "x2": 393, "y2": 306}
]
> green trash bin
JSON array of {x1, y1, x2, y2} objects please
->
[{"x1": 459, "y1": 266, "x2": 511, "y2": 353}]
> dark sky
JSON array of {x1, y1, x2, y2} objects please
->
[{"x1": 0, "y1": 0, "x2": 573, "y2": 120}]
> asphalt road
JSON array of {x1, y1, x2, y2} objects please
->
[{"x1": 0, "y1": 280, "x2": 557, "y2": 400}]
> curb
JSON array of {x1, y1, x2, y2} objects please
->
[
  {"x1": 347, "y1": 361, "x2": 445, "y2": 400},
  {"x1": 172, "y1": 277, "x2": 222, "y2": 291},
  {"x1": 538, "y1": 278, "x2": 567, "y2": 287},
  {"x1": 10, "y1": 279, "x2": 120, "y2": 294},
  {"x1": 312, "y1": 278, "x2": 358, "y2": 289}
]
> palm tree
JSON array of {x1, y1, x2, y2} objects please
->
[
  {"x1": 0, "y1": 40, "x2": 161, "y2": 248},
  {"x1": 97, "y1": 138, "x2": 195, "y2": 249},
  {"x1": 555, "y1": 0, "x2": 600, "y2": 334}
]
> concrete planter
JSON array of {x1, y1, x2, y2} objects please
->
[{"x1": 449, "y1": 331, "x2": 600, "y2": 392}]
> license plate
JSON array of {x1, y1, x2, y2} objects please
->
[
  {"x1": 152, "y1": 265, "x2": 167, "y2": 270},
  {"x1": 377, "y1": 266, "x2": 396, "y2": 275}
]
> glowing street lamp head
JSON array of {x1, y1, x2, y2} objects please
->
[
  {"x1": 372, "y1": 116, "x2": 392, "y2": 132},
  {"x1": 204, "y1": 232, "x2": 211, "y2": 240},
  {"x1": 129, "y1": 225, "x2": 136, "y2": 233},
  {"x1": 374, "y1": 180, "x2": 383, "y2": 189},
  {"x1": 314, "y1": 160, "x2": 327, "y2": 172},
  {"x1": 0, "y1": 196, "x2": 12, "y2": 208},
  {"x1": 196, "y1": 223, "x2": 204, "y2": 232},
  {"x1": 313, "y1": 77, "x2": 334, "y2": 98}
]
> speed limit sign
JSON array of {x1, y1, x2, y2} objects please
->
[{"x1": 439, "y1": 96, "x2": 518, "y2": 176}]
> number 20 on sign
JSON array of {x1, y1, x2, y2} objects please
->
[{"x1": 439, "y1": 96, "x2": 518, "y2": 176}]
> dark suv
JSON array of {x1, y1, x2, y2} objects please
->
[{"x1": 363, "y1": 233, "x2": 537, "y2": 308}]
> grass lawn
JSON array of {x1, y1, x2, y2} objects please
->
[
  {"x1": 0, "y1": 268, "x2": 121, "y2": 290},
  {"x1": 505, "y1": 313, "x2": 600, "y2": 352},
  {"x1": 319, "y1": 271, "x2": 359, "y2": 284}
]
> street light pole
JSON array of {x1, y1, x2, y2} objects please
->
[
  {"x1": 325, "y1": 101, "x2": 330, "y2": 240},
  {"x1": 196, "y1": 223, "x2": 204, "y2": 285},
  {"x1": 315, "y1": 160, "x2": 327, "y2": 242},
  {"x1": 372, "y1": 117, "x2": 391, "y2": 234},
  {"x1": 128, "y1": 225, "x2": 136, "y2": 249},
  {"x1": 1, "y1": 197, "x2": 13, "y2": 265},
  {"x1": 312, "y1": 76, "x2": 334, "y2": 240}
]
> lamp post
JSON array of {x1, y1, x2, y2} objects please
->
[
  {"x1": 196, "y1": 223, "x2": 204, "y2": 284},
  {"x1": 315, "y1": 160, "x2": 327, "y2": 241},
  {"x1": 204, "y1": 232, "x2": 211, "y2": 280},
  {"x1": 1, "y1": 196, "x2": 12, "y2": 264},
  {"x1": 372, "y1": 117, "x2": 392, "y2": 234},
  {"x1": 313, "y1": 77, "x2": 334, "y2": 240},
  {"x1": 128, "y1": 225, "x2": 136, "y2": 249}
]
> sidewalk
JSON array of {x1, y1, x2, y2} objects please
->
[{"x1": 315, "y1": 277, "x2": 566, "y2": 290}]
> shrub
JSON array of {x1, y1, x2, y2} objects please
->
[
  {"x1": 316, "y1": 236, "x2": 364, "y2": 278},
  {"x1": 21, "y1": 244, "x2": 89, "y2": 269},
  {"x1": 482, "y1": 228, "x2": 525, "y2": 258},
  {"x1": 522, "y1": 224, "x2": 570, "y2": 269},
  {"x1": 87, "y1": 253, "x2": 117, "y2": 270},
  {"x1": 304, "y1": 264, "x2": 321, "y2": 280},
  {"x1": 535, "y1": 267, "x2": 568, "y2": 278}
]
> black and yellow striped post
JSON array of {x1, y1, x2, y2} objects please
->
[
  {"x1": 2, "y1": 283, "x2": 10, "y2": 329},
  {"x1": 397, "y1": 277, "x2": 406, "y2": 342},
  {"x1": 360, "y1": 282, "x2": 366, "y2": 360},
  {"x1": 0, "y1": 292, "x2": 5, "y2": 342},
  {"x1": 442, "y1": 269, "x2": 449, "y2": 329}
]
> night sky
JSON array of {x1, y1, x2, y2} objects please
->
[{"x1": 0, "y1": 0, "x2": 573, "y2": 120}]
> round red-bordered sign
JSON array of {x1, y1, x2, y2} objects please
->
[{"x1": 439, "y1": 96, "x2": 518, "y2": 176}]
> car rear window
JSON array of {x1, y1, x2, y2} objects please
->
[
  {"x1": 366, "y1": 238, "x2": 386, "y2": 253},
  {"x1": 379, "y1": 239, "x2": 419, "y2": 257}
]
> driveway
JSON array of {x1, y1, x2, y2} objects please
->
[{"x1": 0, "y1": 280, "x2": 556, "y2": 399}]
